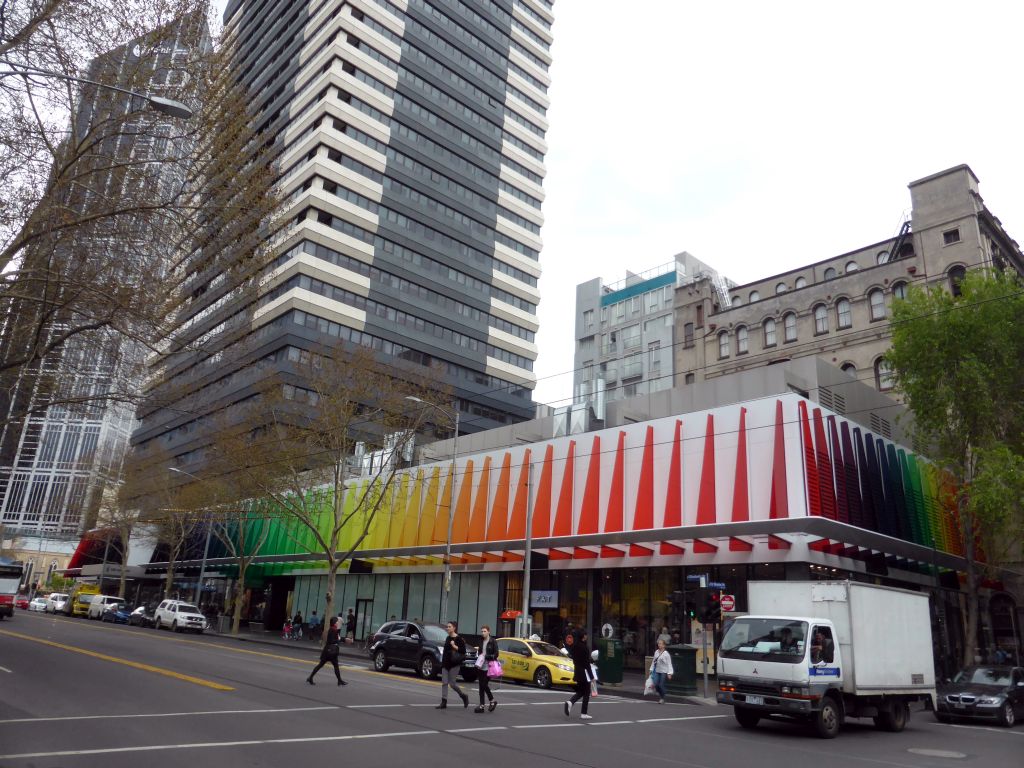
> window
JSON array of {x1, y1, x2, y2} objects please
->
[
  {"x1": 614, "y1": 301, "x2": 625, "y2": 322},
  {"x1": 876, "y1": 250, "x2": 889, "y2": 265},
  {"x1": 731, "y1": 295, "x2": 742, "y2": 306},
  {"x1": 696, "y1": 304, "x2": 704, "y2": 327},
  {"x1": 891, "y1": 281, "x2": 907, "y2": 300},
  {"x1": 622, "y1": 324, "x2": 641, "y2": 349},
  {"x1": 582, "y1": 309, "x2": 594, "y2": 328},
  {"x1": 763, "y1": 318, "x2": 777, "y2": 347},
  {"x1": 811, "y1": 626, "x2": 835, "y2": 664},
  {"x1": 943, "y1": 228, "x2": 961, "y2": 245},
  {"x1": 581, "y1": 360, "x2": 594, "y2": 381},
  {"x1": 776, "y1": 282, "x2": 788, "y2": 294},
  {"x1": 840, "y1": 363, "x2": 856, "y2": 377},
  {"x1": 794, "y1": 276, "x2": 807, "y2": 289},
  {"x1": 683, "y1": 322, "x2": 694, "y2": 348},
  {"x1": 749, "y1": 290, "x2": 760, "y2": 302},
  {"x1": 875, "y1": 358, "x2": 894, "y2": 391},
  {"x1": 600, "y1": 306, "x2": 608, "y2": 326},
  {"x1": 648, "y1": 341, "x2": 661, "y2": 372},
  {"x1": 736, "y1": 325, "x2": 748, "y2": 354},
  {"x1": 647, "y1": 291, "x2": 660, "y2": 312},
  {"x1": 813, "y1": 304, "x2": 828, "y2": 334},
  {"x1": 630, "y1": 296, "x2": 641, "y2": 315},
  {"x1": 824, "y1": 267, "x2": 836, "y2": 280},
  {"x1": 644, "y1": 315, "x2": 671, "y2": 333},
  {"x1": 783, "y1": 312, "x2": 797, "y2": 342},
  {"x1": 948, "y1": 265, "x2": 966, "y2": 297},
  {"x1": 685, "y1": 373, "x2": 695, "y2": 384},
  {"x1": 718, "y1": 331, "x2": 730, "y2": 358},
  {"x1": 836, "y1": 298, "x2": 852, "y2": 329},
  {"x1": 868, "y1": 289, "x2": 886, "y2": 320},
  {"x1": 845, "y1": 261, "x2": 859, "y2": 272}
]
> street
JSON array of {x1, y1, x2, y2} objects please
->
[{"x1": 1, "y1": 611, "x2": 1020, "y2": 768}]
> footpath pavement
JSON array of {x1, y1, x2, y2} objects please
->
[{"x1": 205, "y1": 625, "x2": 719, "y2": 706}]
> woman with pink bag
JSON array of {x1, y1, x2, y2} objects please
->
[{"x1": 474, "y1": 625, "x2": 500, "y2": 713}]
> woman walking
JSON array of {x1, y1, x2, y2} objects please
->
[
  {"x1": 650, "y1": 637, "x2": 674, "y2": 703},
  {"x1": 307, "y1": 616, "x2": 348, "y2": 686},
  {"x1": 475, "y1": 625, "x2": 499, "y2": 713},
  {"x1": 437, "y1": 620, "x2": 469, "y2": 709},
  {"x1": 564, "y1": 629, "x2": 595, "y2": 720}
]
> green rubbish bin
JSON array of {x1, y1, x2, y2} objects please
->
[
  {"x1": 665, "y1": 645, "x2": 697, "y2": 695},
  {"x1": 596, "y1": 637, "x2": 624, "y2": 684}
]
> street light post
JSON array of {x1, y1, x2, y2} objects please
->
[
  {"x1": 168, "y1": 467, "x2": 212, "y2": 605},
  {"x1": 405, "y1": 397, "x2": 459, "y2": 622}
]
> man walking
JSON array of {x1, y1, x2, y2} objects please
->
[{"x1": 345, "y1": 608, "x2": 356, "y2": 641}]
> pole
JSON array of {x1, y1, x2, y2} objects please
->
[
  {"x1": 440, "y1": 409, "x2": 459, "y2": 622},
  {"x1": 702, "y1": 621, "x2": 709, "y2": 698},
  {"x1": 100, "y1": 533, "x2": 112, "y2": 594},
  {"x1": 520, "y1": 454, "x2": 534, "y2": 637},
  {"x1": 193, "y1": 518, "x2": 212, "y2": 606}
]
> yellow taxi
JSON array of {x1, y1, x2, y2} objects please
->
[{"x1": 495, "y1": 637, "x2": 575, "y2": 688}]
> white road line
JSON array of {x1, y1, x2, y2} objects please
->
[
  {"x1": 0, "y1": 665, "x2": 12, "y2": 673},
  {"x1": 635, "y1": 715, "x2": 727, "y2": 723},
  {"x1": 346, "y1": 704, "x2": 403, "y2": 708},
  {"x1": 0, "y1": 706, "x2": 339, "y2": 725},
  {"x1": 445, "y1": 727, "x2": 507, "y2": 733},
  {"x1": 0, "y1": 730, "x2": 439, "y2": 761},
  {"x1": 511, "y1": 723, "x2": 584, "y2": 728},
  {"x1": 586, "y1": 720, "x2": 635, "y2": 725},
  {"x1": 931, "y1": 721, "x2": 1024, "y2": 736}
]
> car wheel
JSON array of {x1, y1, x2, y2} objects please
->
[
  {"x1": 998, "y1": 701, "x2": 1015, "y2": 728},
  {"x1": 172, "y1": 620, "x2": 179, "y2": 633},
  {"x1": 813, "y1": 697, "x2": 841, "y2": 739},
  {"x1": 734, "y1": 707, "x2": 760, "y2": 729},
  {"x1": 874, "y1": 700, "x2": 909, "y2": 732},
  {"x1": 417, "y1": 655, "x2": 436, "y2": 679},
  {"x1": 533, "y1": 666, "x2": 553, "y2": 689},
  {"x1": 373, "y1": 649, "x2": 389, "y2": 673}
]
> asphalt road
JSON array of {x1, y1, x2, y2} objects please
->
[{"x1": 1, "y1": 611, "x2": 1020, "y2": 768}]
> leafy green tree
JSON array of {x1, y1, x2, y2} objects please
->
[{"x1": 887, "y1": 270, "x2": 1024, "y2": 667}]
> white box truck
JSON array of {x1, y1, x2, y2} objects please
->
[{"x1": 716, "y1": 581, "x2": 936, "y2": 738}]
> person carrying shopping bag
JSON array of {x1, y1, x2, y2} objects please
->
[
  {"x1": 564, "y1": 629, "x2": 595, "y2": 720},
  {"x1": 307, "y1": 617, "x2": 347, "y2": 686},
  {"x1": 437, "y1": 620, "x2": 470, "y2": 709},
  {"x1": 649, "y1": 638, "x2": 673, "y2": 703},
  {"x1": 474, "y1": 625, "x2": 500, "y2": 713}
]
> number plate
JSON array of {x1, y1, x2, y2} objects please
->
[{"x1": 745, "y1": 695, "x2": 764, "y2": 706}]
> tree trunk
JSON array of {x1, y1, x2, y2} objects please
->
[
  {"x1": 117, "y1": 541, "x2": 129, "y2": 599},
  {"x1": 164, "y1": 544, "x2": 178, "y2": 598},
  {"x1": 232, "y1": 561, "x2": 247, "y2": 635},
  {"x1": 322, "y1": 556, "x2": 340, "y2": 650},
  {"x1": 961, "y1": 502, "x2": 979, "y2": 668}
]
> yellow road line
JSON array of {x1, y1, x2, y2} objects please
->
[{"x1": 0, "y1": 629, "x2": 234, "y2": 691}]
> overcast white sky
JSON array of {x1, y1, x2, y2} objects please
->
[{"x1": 215, "y1": 1, "x2": 1024, "y2": 409}]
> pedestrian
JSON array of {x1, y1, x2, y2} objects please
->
[
  {"x1": 650, "y1": 638, "x2": 674, "y2": 704},
  {"x1": 306, "y1": 617, "x2": 347, "y2": 686},
  {"x1": 564, "y1": 629, "x2": 595, "y2": 720},
  {"x1": 345, "y1": 608, "x2": 356, "y2": 641},
  {"x1": 292, "y1": 610, "x2": 304, "y2": 640},
  {"x1": 436, "y1": 620, "x2": 469, "y2": 709},
  {"x1": 475, "y1": 624, "x2": 499, "y2": 713}
]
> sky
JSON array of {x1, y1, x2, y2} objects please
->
[{"x1": 213, "y1": 1, "x2": 1024, "y2": 410}]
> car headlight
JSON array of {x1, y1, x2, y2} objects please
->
[
  {"x1": 781, "y1": 685, "x2": 810, "y2": 696},
  {"x1": 976, "y1": 696, "x2": 1003, "y2": 706},
  {"x1": 556, "y1": 664, "x2": 573, "y2": 672}
]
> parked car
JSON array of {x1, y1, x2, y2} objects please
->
[
  {"x1": 28, "y1": 597, "x2": 48, "y2": 612},
  {"x1": 87, "y1": 595, "x2": 127, "y2": 620},
  {"x1": 496, "y1": 637, "x2": 575, "y2": 689},
  {"x1": 154, "y1": 599, "x2": 206, "y2": 633},
  {"x1": 44, "y1": 593, "x2": 69, "y2": 614},
  {"x1": 935, "y1": 666, "x2": 1024, "y2": 727},
  {"x1": 368, "y1": 620, "x2": 478, "y2": 681},
  {"x1": 129, "y1": 605, "x2": 156, "y2": 627},
  {"x1": 100, "y1": 602, "x2": 132, "y2": 624},
  {"x1": 15, "y1": 594, "x2": 29, "y2": 610},
  {"x1": 67, "y1": 583, "x2": 100, "y2": 616}
]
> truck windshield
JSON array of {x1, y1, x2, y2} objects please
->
[{"x1": 719, "y1": 618, "x2": 808, "y2": 663}]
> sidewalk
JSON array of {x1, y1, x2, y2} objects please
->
[{"x1": 206, "y1": 626, "x2": 718, "y2": 706}]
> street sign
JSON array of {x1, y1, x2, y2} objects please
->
[{"x1": 720, "y1": 594, "x2": 736, "y2": 612}]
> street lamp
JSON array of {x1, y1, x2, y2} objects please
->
[
  {"x1": 405, "y1": 396, "x2": 459, "y2": 621},
  {"x1": 168, "y1": 467, "x2": 211, "y2": 605},
  {"x1": 0, "y1": 65, "x2": 193, "y2": 119}
]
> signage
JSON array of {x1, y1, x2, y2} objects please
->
[
  {"x1": 529, "y1": 590, "x2": 558, "y2": 609},
  {"x1": 720, "y1": 594, "x2": 736, "y2": 612}
]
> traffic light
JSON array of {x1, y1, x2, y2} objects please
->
[{"x1": 699, "y1": 589, "x2": 722, "y2": 624}]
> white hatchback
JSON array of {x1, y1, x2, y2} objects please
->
[
  {"x1": 45, "y1": 593, "x2": 69, "y2": 614},
  {"x1": 154, "y1": 600, "x2": 206, "y2": 633}
]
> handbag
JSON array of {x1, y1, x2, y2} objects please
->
[
  {"x1": 487, "y1": 659, "x2": 503, "y2": 678},
  {"x1": 475, "y1": 653, "x2": 487, "y2": 670}
]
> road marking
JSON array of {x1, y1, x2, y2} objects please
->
[
  {"x1": 0, "y1": 730, "x2": 438, "y2": 761},
  {"x1": 511, "y1": 723, "x2": 584, "y2": 728},
  {"x1": 445, "y1": 727, "x2": 507, "y2": 733},
  {"x1": 931, "y1": 721, "x2": 1024, "y2": 737},
  {"x1": 586, "y1": 720, "x2": 635, "y2": 725},
  {"x1": 0, "y1": 665, "x2": 12, "y2": 673},
  {"x1": 347, "y1": 704, "x2": 403, "y2": 708},
  {"x1": 635, "y1": 715, "x2": 726, "y2": 723},
  {"x1": 0, "y1": 629, "x2": 234, "y2": 691},
  {"x1": 0, "y1": 706, "x2": 338, "y2": 725}
]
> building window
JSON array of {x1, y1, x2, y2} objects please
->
[
  {"x1": 841, "y1": 363, "x2": 856, "y2": 377},
  {"x1": 875, "y1": 358, "x2": 894, "y2": 391},
  {"x1": 614, "y1": 302, "x2": 625, "y2": 322},
  {"x1": 648, "y1": 341, "x2": 661, "y2": 372},
  {"x1": 718, "y1": 331, "x2": 730, "y2": 358},
  {"x1": 868, "y1": 289, "x2": 886, "y2": 320},
  {"x1": 582, "y1": 309, "x2": 594, "y2": 328},
  {"x1": 582, "y1": 360, "x2": 594, "y2": 381},
  {"x1": 683, "y1": 322, "x2": 694, "y2": 348},
  {"x1": 948, "y1": 265, "x2": 966, "y2": 297},
  {"x1": 824, "y1": 267, "x2": 836, "y2": 280},
  {"x1": 776, "y1": 282, "x2": 788, "y2": 294},
  {"x1": 600, "y1": 306, "x2": 608, "y2": 326},
  {"x1": 685, "y1": 373, "x2": 695, "y2": 385},
  {"x1": 783, "y1": 312, "x2": 797, "y2": 342},
  {"x1": 891, "y1": 281, "x2": 907, "y2": 300},
  {"x1": 763, "y1": 318, "x2": 777, "y2": 347},
  {"x1": 630, "y1": 296, "x2": 641, "y2": 315},
  {"x1": 794, "y1": 276, "x2": 807, "y2": 289},
  {"x1": 696, "y1": 304, "x2": 704, "y2": 327},
  {"x1": 622, "y1": 324, "x2": 641, "y2": 349},
  {"x1": 749, "y1": 290, "x2": 760, "y2": 302},
  {"x1": 876, "y1": 250, "x2": 890, "y2": 265},
  {"x1": 943, "y1": 228, "x2": 961, "y2": 245},
  {"x1": 813, "y1": 304, "x2": 828, "y2": 334},
  {"x1": 845, "y1": 261, "x2": 858, "y2": 272},
  {"x1": 731, "y1": 295, "x2": 742, "y2": 306},
  {"x1": 836, "y1": 298, "x2": 852, "y2": 329},
  {"x1": 736, "y1": 325, "x2": 748, "y2": 354}
]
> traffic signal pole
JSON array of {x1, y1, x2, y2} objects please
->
[{"x1": 701, "y1": 621, "x2": 709, "y2": 697}]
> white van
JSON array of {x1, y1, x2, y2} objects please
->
[
  {"x1": 87, "y1": 595, "x2": 126, "y2": 620},
  {"x1": 154, "y1": 599, "x2": 206, "y2": 633}
]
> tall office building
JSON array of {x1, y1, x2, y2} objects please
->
[{"x1": 131, "y1": 0, "x2": 552, "y2": 474}]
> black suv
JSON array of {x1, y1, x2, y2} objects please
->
[{"x1": 368, "y1": 620, "x2": 479, "y2": 681}]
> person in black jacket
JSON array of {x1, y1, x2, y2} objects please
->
[
  {"x1": 475, "y1": 625, "x2": 499, "y2": 713},
  {"x1": 437, "y1": 620, "x2": 469, "y2": 709},
  {"x1": 307, "y1": 617, "x2": 347, "y2": 686},
  {"x1": 563, "y1": 629, "x2": 594, "y2": 719}
]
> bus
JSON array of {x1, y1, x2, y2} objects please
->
[{"x1": 0, "y1": 557, "x2": 24, "y2": 620}]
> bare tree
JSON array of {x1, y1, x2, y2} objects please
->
[
  {"x1": 93, "y1": 489, "x2": 138, "y2": 598},
  {"x1": 207, "y1": 503, "x2": 273, "y2": 634}
]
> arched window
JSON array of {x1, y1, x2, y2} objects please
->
[
  {"x1": 794, "y1": 276, "x2": 807, "y2": 289},
  {"x1": 876, "y1": 250, "x2": 889, "y2": 265},
  {"x1": 783, "y1": 312, "x2": 797, "y2": 342},
  {"x1": 775, "y1": 282, "x2": 788, "y2": 294},
  {"x1": 868, "y1": 289, "x2": 886, "y2": 320},
  {"x1": 718, "y1": 331, "x2": 730, "y2": 358},
  {"x1": 845, "y1": 261, "x2": 859, "y2": 273},
  {"x1": 875, "y1": 358, "x2": 894, "y2": 391},
  {"x1": 731, "y1": 295, "x2": 742, "y2": 306},
  {"x1": 749, "y1": 290, "x2": 760, "y2": 302},
  {"x1": 948, "y1": 265, "x2": 967, "y2": 297},
  {"x1": 824, "y1": 267, "x2": 837, "y2": 280},
  {"x1": 763, "y1": 318, "x2": 777, "y2": 347},
  {"x1": 736, "y1": 325, "x2": 748, "y2": 354},
  {"x1": 840, "y1": 363, "x2": 856, "y2": 377},
  {"x1": 813, "y1": 303, "x2": 828, "y2": 334},
  {"x1": 836, "y1": 298, "x2": 852, "y2": 329},
  {"x1": 891, "y1": 281, "x2": 907, "y2": 300}
]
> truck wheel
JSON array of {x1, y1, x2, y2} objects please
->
[
  {"x1": 813, "y1": 697, "x2": 841, "y2": 739},
  {"x1": 734, "y1": 707, "x2": 760, "y2": 729},
  {"x1": 874, "y1": 700, "x2": 909, "y2": 732}
]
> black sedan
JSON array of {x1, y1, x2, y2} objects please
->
[
  {"x1": 935, "y1": 665, "x2": 1024, "y2": 727},
  {"x1": 368, "y1": 620, "x2": 478, "y2": 681},
  {"x1": 129, "y1": 605, "x2": 156, "y2": 627}
]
